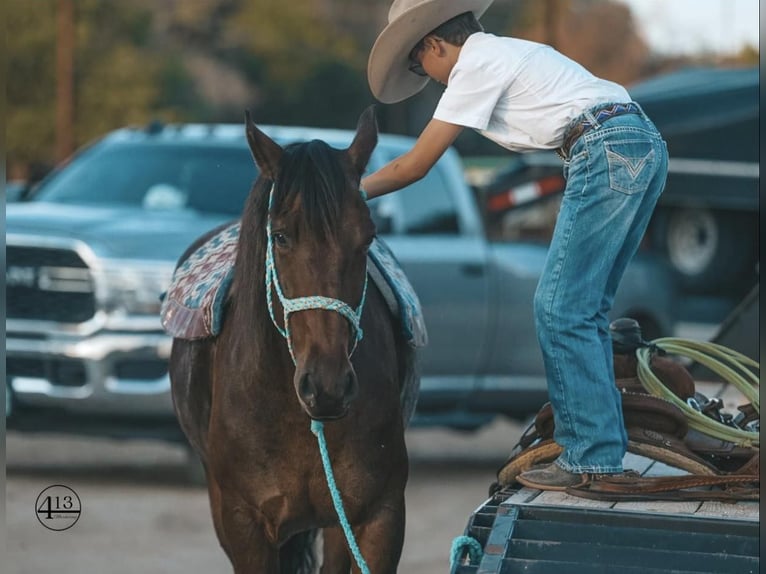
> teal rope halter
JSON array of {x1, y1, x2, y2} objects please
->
[
  {"x1": 264, "y1": 182, "x2": 368, "y2": 364},
  {"x1": 264, "y1": 181, "x2": 371, "y2": 573}
]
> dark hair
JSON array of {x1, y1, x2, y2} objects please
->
[
  {"x1": 413, "y1": 11, "x2": 483, "y2": 54},
  {"x1": 272, "y1": 140, "x2": 348, "y2": 240}
]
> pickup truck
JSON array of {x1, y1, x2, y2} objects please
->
[{"x1": 6, "y1": 121, "x2": 678, "y2": 441}]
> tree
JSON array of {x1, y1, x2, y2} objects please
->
[
  {"x1": 491, "y1": 0, "x2": 649, "y2": 85},
  {"x1": 7, "y1": 0, "x2": 200, "y2": 175},
  {"x1": 221, "y1": 0, "x2": 371, "y2": 127},
  {"x1": 6, "y1": 0, "x2": 756, "y2": 175},
  {"x1": 7, "y1": 1, "x2": 58, "y2": 175}
]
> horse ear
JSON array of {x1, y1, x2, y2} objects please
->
[
  {"x1": 346, "y1": 105, "x2": 378, "y2": 177},
  {"x1": 245, "y1": 110, "x2": 283, "y2": 180}
]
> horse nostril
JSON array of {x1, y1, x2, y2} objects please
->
[{"x1": 298, "y1": 373, "x2": 317, "y2": 407}]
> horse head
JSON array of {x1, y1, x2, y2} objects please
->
[{"x1": 244, "y1": 107, "x2": 378, "y2": 420}]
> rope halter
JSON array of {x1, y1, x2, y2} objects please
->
[{"x1": 264, "y1": 182, "x2": 368, "y2": 364}]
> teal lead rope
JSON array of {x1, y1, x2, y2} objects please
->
[
  {"x1": 311, "y1": 420, "x2": 371, "y2": 574},
  {"x1": 450, "y1": 535, "x2": 483, "y2": 567},
  {"x1": 265, "y1": 182, "x2": 371, "y2": 572}
]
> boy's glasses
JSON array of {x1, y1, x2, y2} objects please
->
[
  {"x1": 408, "y1": 41, "x2": 428, "y2": 77},
  {"x1": 408, "y1": 60, "x2": 428, "y2": 77}
]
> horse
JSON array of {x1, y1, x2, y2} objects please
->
[{"x1": 168, "y1": 107, "x2": 411, "y2": 573}]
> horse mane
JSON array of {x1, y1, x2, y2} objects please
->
[{"x1": 230, "y1": 139, "x2": 351, "y2": 351}]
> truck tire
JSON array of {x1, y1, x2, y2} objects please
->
[{"x1": 651, "y1": 207, "x2": 755, "y2": 294}]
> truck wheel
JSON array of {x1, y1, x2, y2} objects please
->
[{"x1": 651, "y1": 207, "x2": 755, "y2": 294}]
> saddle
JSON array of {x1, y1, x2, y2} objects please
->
[{"x1": 495, "y1": 319, "x2": 759, "y2": 501}]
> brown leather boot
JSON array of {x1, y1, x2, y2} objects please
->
[{"x1": 516, "y1": 462, "x2": 590, "y2": 491}]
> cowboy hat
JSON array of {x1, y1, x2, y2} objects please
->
[{"x1": 368, "y1": 0, "x2": 494, "y2": 104}]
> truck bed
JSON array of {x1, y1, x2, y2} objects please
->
[{"x1": 451, "y1": 382, "x2": 759, "y2": 573}]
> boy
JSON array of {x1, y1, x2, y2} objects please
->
[{"x1": 362, "y1": 0, "x2": 668, "y2": 490}]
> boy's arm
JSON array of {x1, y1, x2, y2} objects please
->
[{"x1": 361, "y1": 118, "x2": 463, "y2": 199}]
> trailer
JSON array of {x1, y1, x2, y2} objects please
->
[
  {"x1": 451, "y1": 475, "x2": 759, "y2": 573},
  {"x1": 451, "y1": 383, "x2": 759, "y2": 574},
  {"x1": 450, "y1": 290, "x2": 760, "y2": 573}
]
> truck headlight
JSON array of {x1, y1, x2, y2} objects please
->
[{"x1": 98, "y1": 261, "x2": 175, "y2": 316}]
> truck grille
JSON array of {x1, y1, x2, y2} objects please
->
[
  {"x1": 6, "y1": 245, "x2": 97, "y2": 323},
  {"x1": 7, "y1": 356, "x2": 87, "y2": 387}
]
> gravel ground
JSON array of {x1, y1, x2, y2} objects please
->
[{"x1": 6, "y1": 417, "x2": 523, "y2": 574}]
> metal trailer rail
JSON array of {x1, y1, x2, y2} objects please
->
[{"x1": 451, "y1": 487, "x2": 759, "y2": 574}]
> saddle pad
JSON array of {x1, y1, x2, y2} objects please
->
[
  {"x1": 161, "y1": 222, "x2": 428, "y2": 349},
  {"x1": 160, "y1": 223, "x2": 239, "y2": 339},
  {"x1": 368, "y1": 238, "x2": 428, "y2": 348}
]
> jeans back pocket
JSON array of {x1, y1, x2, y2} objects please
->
[{"x1": 604, "y1": 139, "x2": 656, "y2": 195}]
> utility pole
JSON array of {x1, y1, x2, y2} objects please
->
[{"x1": 56, "y1": 0, "x2": 74, "y2": 162}]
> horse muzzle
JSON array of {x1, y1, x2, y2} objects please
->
[{"x1": 295, "y1": 366, "x2": 358, "y2": 421}]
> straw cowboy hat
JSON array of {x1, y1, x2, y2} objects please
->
[{"x1": 368, "y1": 0, "x2": 494, "y2": 104}]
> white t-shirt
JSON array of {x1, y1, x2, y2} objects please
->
[{"x1": 433, "y1": 33, "x2": 631, "y2": 152}]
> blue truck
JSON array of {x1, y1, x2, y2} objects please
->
[{"x1": 6, "y1": 121, "x2": 678, "y2": 444}]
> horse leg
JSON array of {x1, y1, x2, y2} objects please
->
[
  {"x1": 218, "y1": 496, "x2": 280, "y2": 573},
  {"x1": 206, "y1": 474, "x2": 235, "y2": 563},
  {"x1": 320, "y1": 526, "x2": 351, "y2": 574},
  {"x1": 351, "y1": 497, "x2": 406, "y2": 574}
]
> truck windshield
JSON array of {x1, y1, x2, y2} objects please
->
[{"x1": 33, "y1": 143, "x2": 257, "y2": 216}]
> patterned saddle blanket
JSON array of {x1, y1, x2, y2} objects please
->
[{"x1": 160, "y1": 222, "x2": 428, "y2": 348}]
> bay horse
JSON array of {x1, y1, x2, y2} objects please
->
[{"x1": 169, "y1": 107, "x2": 410, "y2": 573}]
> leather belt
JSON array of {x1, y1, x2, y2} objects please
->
[{"x1": 557, "y1": 102, "x2": 642, "y2": 160}]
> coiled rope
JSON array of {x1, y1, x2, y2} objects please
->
[
  {"x1": 450, "y1": 535, "x2": 483, "y2": 567},
  {"x1": 636, "y1": 337, "x2": 759, "y2": 447}
]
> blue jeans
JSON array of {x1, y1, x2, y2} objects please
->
[{"x1": 533, "y1": 105, "x2": 668, "y2": 473}]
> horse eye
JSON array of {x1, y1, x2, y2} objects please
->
[{"x1": 273, "y1": 233, "x2": 288, "y2": 247}]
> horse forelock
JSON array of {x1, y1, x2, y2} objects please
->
[{"x1": 272, "y1": 140, "x2": 349, "y2": 240}]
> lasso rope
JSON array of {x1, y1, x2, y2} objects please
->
[
  {"x1": 636, "y1": 337, "x2": 759, "y2": 446},
  {"x1": 265, "y1": 181, "x2": 371, "y2": 573}
]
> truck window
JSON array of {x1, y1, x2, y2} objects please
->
[
  {"x1": 385, "y1": 157, "x2": 460, "y2": 235},
  {"x1": 33, "y1": 144, "x2": 256, "y2": 216}
]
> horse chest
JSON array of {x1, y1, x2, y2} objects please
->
[{"x1": 216, "y1": 426, "x2": 396, "y2": 525}]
